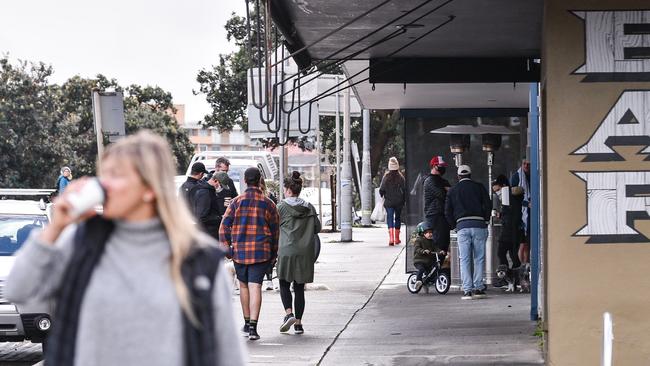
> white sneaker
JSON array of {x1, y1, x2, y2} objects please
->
[{"x1": 265, "y1": 280, "x2": 274, "y2": 291}]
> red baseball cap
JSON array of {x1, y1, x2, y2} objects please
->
[{"x1": 429, "y1": 155, "x2": 448, "y2": 168}]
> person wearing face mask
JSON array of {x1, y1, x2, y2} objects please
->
[
  {"x1": 423, "y1": 156, "x2": 452, "y2": 252},
  {"x1": 5, "y1": 131, "x2": 246, "y2": 366},
  {"x1": 193, "y1": 172, "x2": 229, "y2": 240}
]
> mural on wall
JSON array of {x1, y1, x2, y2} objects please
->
[
  {"x1": 572, "y1": 90, "x2": 650, "y2": 161},
  {"x1": 572, "y1": 10, "x2": 650, "y2": 244},
  {"x1": 571, "y1": 10, "x2": 650, "y2": 82},
  {"x1": 573, "y1": 171, "x2": 650, "y2": 243}
]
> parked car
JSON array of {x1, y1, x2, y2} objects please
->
[
  {"x1": 187, "y1": 151, "x2": 279, "y2": 180},
  {"x1": 0, "y1": 189, "x2": 54, "y2": 343}
]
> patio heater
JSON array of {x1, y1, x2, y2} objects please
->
[
  {"x1": 449, "y1": 134, "x2": 470, "y2": 167},
  {"x1": 430, "y1": 125, "x2": 517, "y2": 285}
]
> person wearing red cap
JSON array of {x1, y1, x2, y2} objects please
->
[{"x1": 423, "y1": 156, "x2": 452, "y2": 251}]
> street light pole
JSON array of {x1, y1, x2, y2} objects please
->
[
  {"x1": 340, "y1": 87, "x2": 353, "y2": 242},
  {"x1": 361, "y1": 109, "x2": 372, "y2": 226}
]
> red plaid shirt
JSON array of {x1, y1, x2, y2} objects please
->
[{"x1": 219, "y1": 187, "x2": 279, "y2": 264}]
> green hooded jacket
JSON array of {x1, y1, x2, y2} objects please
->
[{"x1": 276, "y1": 198, "x2": 322, "y2": 284}]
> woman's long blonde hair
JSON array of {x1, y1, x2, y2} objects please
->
[{"x1": 101, "y1": 130, "x2": 203, "y2": 324}]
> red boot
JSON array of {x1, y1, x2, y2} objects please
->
[
  {"x1": 388, "y1": 228, "x2": 394, "y2": 246},
  {"x1": 394, "y1": 228, "x2": 401, "y2": 245}
]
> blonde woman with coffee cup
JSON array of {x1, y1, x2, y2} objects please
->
[{"x1": 6, "y1": 131, "x2": 246, "y2": 366}]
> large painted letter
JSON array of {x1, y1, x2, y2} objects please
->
[
  {"x1": 572, "y1": 10, "x2": 650, "y2": 82},
  {"x1": 572, "y1": 90, "x2": 650, "y2": 161},
  {"x1": 574, "y1": 171, "x2": 650, "y2": 243}
]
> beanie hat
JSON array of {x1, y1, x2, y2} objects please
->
[{"x1": 388, "y1": 157, "x2": 399, "y2": 171}]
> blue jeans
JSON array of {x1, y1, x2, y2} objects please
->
[
  {"x1": 457, "y1": 227, "x2": 488, "y2": 293},
  {"x1": 386, "y1": 207, "x2": 402, "y2": 229}
]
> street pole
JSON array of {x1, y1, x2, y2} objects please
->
[
  {"x1": 340, "y1": 87, "x2": 353, "y2": 242},
  {"x1": 316, "y1": 113, "x2": 323, "y2": 224},
  {"x1": 486, "y1": 151, "x2": 494, "y2": 285},
  {"x1": 335, "y1": 76, "x2": 341, "y2": 229},
  {"x1": 91, "y1": 91, "x2": 104, "y2": 157},
  {"x1": 361, "y1": 109, "x2": 372, "y2": 226},
  {"x1": 279, "y1": 111, "x2": 286, "y2": 200}
]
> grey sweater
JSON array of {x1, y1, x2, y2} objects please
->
[{"x1": 5, "y1": 218, "x2": 247, "y2": 366}]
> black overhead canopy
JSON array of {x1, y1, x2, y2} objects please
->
[{"x1": 270, "y1": 0, "x2": 543, "y2": 109}]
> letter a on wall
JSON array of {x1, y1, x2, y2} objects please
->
[{"x1": 572, "y1": 90, "x2": 650, "y2": 161}]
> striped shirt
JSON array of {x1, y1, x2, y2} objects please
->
[{"x1": 219, "y1": 187, "x2": 279, "y2": 264}]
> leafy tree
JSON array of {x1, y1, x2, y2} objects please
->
[
  {"x1": 0, "y1": 57, "x2": 66, "y2": 189},
  {"x1": 0, "y1": 56, "x2": 194, "y2": 189}
]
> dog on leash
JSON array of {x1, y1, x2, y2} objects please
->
[{"x1": 496, "y1": 264, "x2": 517, "y2": 292}]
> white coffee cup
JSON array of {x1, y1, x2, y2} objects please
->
[{"x1": 65, "y1": 178, "x2": 105, "y2": 218}]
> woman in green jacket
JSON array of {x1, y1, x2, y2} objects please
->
[{"x1": 276, "y1": 171, "x2": 321, "y2": 334}]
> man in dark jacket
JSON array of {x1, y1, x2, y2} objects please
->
[
  {"x1": 423, "y1": 155, "x2": 451, "y2": 251},
  {"x1": 445, "y1": 165, "x2": 491, "y2": 300},
  {"x1": 193, "y1": 172, "x2": 229, "y2": 240},
  {"x1": 179, "y1": 162, "x2": 208, "y2": 202}
]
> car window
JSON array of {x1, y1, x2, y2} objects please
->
[{"x1": 0, "y1": 215, "x2": 47, "y2": 255}]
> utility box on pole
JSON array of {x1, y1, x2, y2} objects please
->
[{"x1": 92, "y1": 91, "x2": 126, "y2": 156}]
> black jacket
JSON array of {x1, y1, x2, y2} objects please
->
[
  {"x1": 423, "y1": 174, "x2": 450, "y2": 218},
  {"x1": 179, "y1": 177, "x2": 202, "y2": 203},
  {"x1": 444, "y1": 179, "x2": 491, "y2": 229},
  {"x1": 379, "y1": 172, "x2": 405, "y2": 209},
  {"x1": 193, "y1": 182, "x2": 225, "y2": 238}
]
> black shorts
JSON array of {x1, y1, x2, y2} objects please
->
[{"x1": 234, "y1": 261, "x2": 272, "y2": 284}]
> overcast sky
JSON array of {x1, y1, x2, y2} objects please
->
[{"x1": 0, "y1": 0, "x2": 246, "y2": 121}]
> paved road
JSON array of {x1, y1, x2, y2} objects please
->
[{"x1": 0, "y1": 342, "x2": 41, "y2": 365}]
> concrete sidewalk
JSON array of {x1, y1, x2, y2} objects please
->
[{"x1": 242, "y1": 226, "x2": 544, "y2": 365}]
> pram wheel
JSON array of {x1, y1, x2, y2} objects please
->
[
  {"x1": 407, "y1": 273, "x2": 421, "y2": 294},
  {"x1": 434, "y1": 272, "x2": 450, "y2": 294}
]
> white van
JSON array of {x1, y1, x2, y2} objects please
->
[{"x1": 187, "y1": 151, "x2": 278, "y2": 180}]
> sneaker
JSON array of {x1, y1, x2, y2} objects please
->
[
  {"x1": 461, "y1": 291, "x2": 473, "y2": 300},
  {"x1": 249, "y1": 327, "x2": 260, "y2": 341},
  {"x1": 280, "y1": 313, "x2": 296, "y2": 333},
  {"x1": 294, "y1": 324, "x2": 304, "y2": 334},
  {"x1": 265, "y1": 280, "x2": 274, "y2": 291},
  {"x1": 242, "y1": 323, "x2": 250, "y2": 336},
  {"x1": 415, "y1": 280, "x2": 423, "y2": 292},
  {"x1": 473, "y1": 289, "x2": 487, "y2": 299}
]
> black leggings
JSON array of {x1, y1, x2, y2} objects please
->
[
  {"x1": 279, "y1": 280, "x2": 305, "y2": 319},
  {"x1": 498, "y1": 240, "x2": 521, "y2": 269}
]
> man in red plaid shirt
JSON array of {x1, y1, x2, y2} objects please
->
[{"x1": 220, "y1": 167, "x2": 279, "y2": 341}]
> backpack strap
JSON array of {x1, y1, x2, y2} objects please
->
[{"x1": 182, "y1": 245, "x2": 225, "y2": 366}]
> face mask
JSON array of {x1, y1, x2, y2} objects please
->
[
  {"x1": 496, "y1": 190, "x2": 502, "y2": 198},
  {"x1": 437, "y1": 166, "x2": 446, "y2": 175},
  {"x1": 215, "y1": 186, "x2": 224, "y2": 193}
]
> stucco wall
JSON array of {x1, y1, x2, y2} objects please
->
[{"x1": 544, "y1": 1, "x2": 650, "y2": 364}]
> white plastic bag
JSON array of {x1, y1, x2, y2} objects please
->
[{"x1": 371, "y1": 197, "x2": 386, "y2": 222}]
